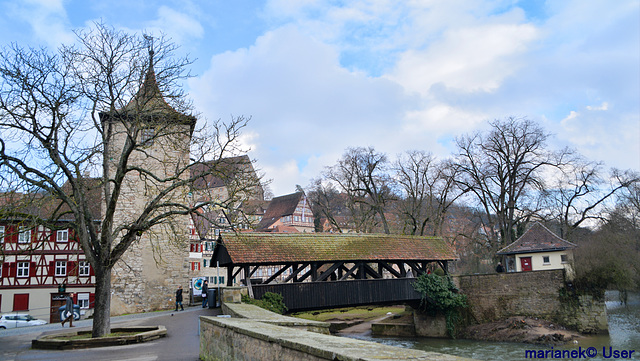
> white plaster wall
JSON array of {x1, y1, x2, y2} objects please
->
[{"x1": 516, "y1": 251, "x2": 573, "y2": 273}]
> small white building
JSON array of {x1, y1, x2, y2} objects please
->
[{"x1": 497, "y1": 222, "x2": 577, "y2": 276}]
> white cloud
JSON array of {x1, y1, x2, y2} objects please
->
[
  {"x1": 556, "y1": 105, "x2": 640, "y2": 171},
  {"x1": 144, "y1": 6, "x2": 204, "y2": 45},
  {"x1": 388, "y1": 23, "x2": 539, "y2": 94},
  {"x1": 8, "y1": 0, "x2": 74, "y2": 47},
  {"x1": 586, "y1": 102, "x2": 608, "y2": 111},
  {"x1": 189, "y1": 26, "x2": 420, "y2": 195},
  {"x1": 190, "y1": 1, "x2": 638, "y2": 196}
]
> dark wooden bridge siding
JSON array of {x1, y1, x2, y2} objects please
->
[{"x1": 252, "y1": 278, "x2": 422, "y2": 311}]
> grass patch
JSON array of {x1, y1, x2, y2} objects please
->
[{"x1": 291, "y1": 305, "x2": 407, "y2": 322}]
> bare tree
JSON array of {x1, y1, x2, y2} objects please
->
[
  {"x1": 541, "y1": 158, "x2": 639, "y2": 240},
  {"x1": 0, "y1": 23, "x2": 259, "y2": 337},
  {"x1": 306, "y1": 178, "x2": 345, "y2": 232},
  {"x1": 325, "y1": 147, "x2": 394, "y2": 234},
  {"x1": 394, "y1": 151, "x2": 467, "y2": 236},
  {"x1": 454, "y1": 117, "x2": 570, "y2": 248}
]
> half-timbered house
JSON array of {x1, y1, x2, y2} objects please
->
[{"x1": 0, "y1": 194, "x2": 96, "y2": 323}]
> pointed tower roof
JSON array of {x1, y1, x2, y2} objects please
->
[
  {"x1": 497, "y1": 222, "x2": 577, "y2": 255},
  {"x1": 103, "y1": 49, "x2": 196, "y2": 133}
]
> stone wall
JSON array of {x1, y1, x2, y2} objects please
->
[
  {"x1": 454, "y1": 270, "x2": 566, "y2": 323},
  {"x1": 452, "y1": 270, "x2": 608, "y2": 333},
  {"x1": 107, "y1": 116, "x2": 194, "y2": 315},
  {"x1": 559, "y1": 295, "x2": 608, "y2": 334},
  {"x1": 199, "y1": 315, "x2": 474, "y2": 361}
]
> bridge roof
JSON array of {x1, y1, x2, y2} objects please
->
[{"x1": 211, "y1": 233, "x2": 457, "y2": 266}]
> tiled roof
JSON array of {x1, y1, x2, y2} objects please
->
[
  {"x1": 0, "y1": 177, "x2": 103, "y2": 222},
  {"x1": 240, "y1": 200, "x2": 270, "y2": 216},
  {"x1": 256, "y1": 192, "x2": 303, "y2": 231},
  {"x1": 214, "y1": 233, "x2": 457, "y2": 265},
  {"x1": 190, "y1": 155, "x2": 257, "y2": 191},
  {"x1": 120, "y1": 57, "x2": 196, "y2": 130},
  {"x1": 497, "y1": 222, "x2": 577, "y2": 255}
]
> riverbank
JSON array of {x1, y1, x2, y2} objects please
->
[
  {"x1": 460, "y1": 316, "x2": 582, "y2": 345},
  {"x1": 295, "y1": 306, "x2": 583, "y2": 346}
]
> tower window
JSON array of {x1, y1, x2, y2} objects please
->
[{"x1": 141, "y1": 128, "x2": 155, "y2": 144}]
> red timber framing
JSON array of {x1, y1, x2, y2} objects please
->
[{"x1": 0, "y1": 223, "x2": 95, "y2": 289}]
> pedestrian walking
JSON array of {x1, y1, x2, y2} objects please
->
[
  {"x1": 175, "y1": 285, "x2": 184, "y2": 311},
  {"x1": 201, "y1": 279, "x2": 209, "y2": 308},
  {"x1": 61, "y1": 292, "x2": 75, "y2": 327}
]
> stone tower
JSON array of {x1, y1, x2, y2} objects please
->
[{"x1": 101, "y1": 50, "x2": 197, "y2": 315}]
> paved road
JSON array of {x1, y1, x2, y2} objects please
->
[{"x1": 0, "y1": 306, "x2": 220, "y2": 361}]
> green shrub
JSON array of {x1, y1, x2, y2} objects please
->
[
  {"x1": 242, "y1": 292, "x2": 288, "y2": 314},
  {"x1": 412, "y1": 273, "x2": 468, "y2": 338}
]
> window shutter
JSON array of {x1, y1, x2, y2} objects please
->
[
  {"x1": 89, "y1": 293, "x2": 95, "y2": 309},
  {"x1": 68, "y1": 261, "x2": 77, "y2": 276},
  {"x1": 89, "y1": 264, "x2": 95, "y2": 276},
  {"x1": 1, "y1": 262, "x2": 8, "y2": 277},
  {"x1": 29, "y1": 262, "x2": 36, "y2": 277},
  {"x1": 72, "y1": 293, "x2": 78, "y2": 303},
  {"x1": 8, "y1": 263, "x2": 16, "y2": 277},
  {"x1": 48, "y1": 261, "x2": 55, "y2": 276},
  {"x1": 6, "y1": 226, "x2": 16, "y2": 243}
]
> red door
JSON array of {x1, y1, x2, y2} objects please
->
[{"x1": 520, "y1": 257, "x2": 532, "y2": 272}]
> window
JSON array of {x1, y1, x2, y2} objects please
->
[
  {"x1": 561, "y1": 254, "x2": 568, "y2": 263},
  {"x1": 0, "y1": 226, "x2": 4, "y2": 243},
  {"x1": 191, "y1": 262, "x2": 200, "y2": 271},
  {"x1": 16, "y1": 262, "x2": 29, "y2": 277},
  {"x1": 203, "y1": 259, "x2": 208, "y2": 268},
  {"x1": 542, "y1": 256, "x2": 550, "y2": 265},
  {"x1": 18, "y1": 227, "x2": 30, "y2": 244},
  {"x1": 78, "y1": 261, "x2": 91, "y2": 276},
  {"x1": 141, "y1": 128, "x2": 155, "y2": 144},
  {"x1": 77, "y1": 293, "x2": 90, "y2": 309},
  {"x1": 55, "y1": 261, "x2": 67, "y2": 276},
  {"x1": 57, "y1": 229, "x2": 68, "y2": 243}
]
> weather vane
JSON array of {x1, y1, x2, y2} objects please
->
[{"x1": 143, "y1": 34, "x2": 154, "y2": 58}]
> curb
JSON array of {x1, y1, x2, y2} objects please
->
[{"x1": 31, "y1": 325, "x2": 167, "y2": 350}]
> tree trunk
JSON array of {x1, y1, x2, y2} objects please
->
[
  {"x1": 92, "y1": 266, "x2": 112, "y2": 338},
  {"x1": 378, "y1": 207, "x2": 390, "y2": 234}
]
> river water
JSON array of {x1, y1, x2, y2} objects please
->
[{"x1": 342, "y1": 291, "x2": 639, "y2": 360}]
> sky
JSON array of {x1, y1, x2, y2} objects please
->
[{"x1": 0, "y1": 0, "x2": 638, "y2": 196}]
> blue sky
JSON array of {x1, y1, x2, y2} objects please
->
[{"x1": 0, "y1": 0, "x2": 638, "y2": 196}]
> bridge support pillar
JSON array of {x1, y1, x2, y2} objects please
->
[{"x1": 412, "y1": 308, "x2": 448, "y2": 338}]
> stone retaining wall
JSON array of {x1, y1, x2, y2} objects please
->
[
  {"x1": 452, "y1": 270, "x2": 607, "y2": 333},
  {"x1": 199, "y1": 315, "x2": 475, "y2": 361},
  {"x1": 454, "y1": 270, "x2": 566, "y2": 323}
]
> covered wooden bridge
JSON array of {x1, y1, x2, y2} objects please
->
[{"x1": 210, "y1": 233, "x2": 457, "y2": 311}]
